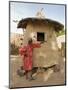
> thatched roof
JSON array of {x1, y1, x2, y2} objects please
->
[{"x1": 17, "y1": 17, "x2": 64, "y2": 32}]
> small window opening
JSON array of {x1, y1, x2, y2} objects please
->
[{"x1": 37, "y1": 32, "x2": 45, "y2": 41}]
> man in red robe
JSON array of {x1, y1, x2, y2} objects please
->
[{"x1": 19, "y1": 38, "x2": 41, "y2": 80}]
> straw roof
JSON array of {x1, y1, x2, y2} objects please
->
[{"x1": 17, "y1": 18, "x2": 64, "y2": 32}]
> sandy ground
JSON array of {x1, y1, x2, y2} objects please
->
[{"x1": 9, "y1": 55, "x2": 66, "y2": 88}]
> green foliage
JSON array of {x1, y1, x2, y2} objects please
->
[
  {"x1": 10, "y1": 43, "x2": 19, "y2": 55},
  {"x1": 56, "y1": 29, "x2": 65, "y2": 37}
]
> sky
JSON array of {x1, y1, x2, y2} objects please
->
[{"x1": 10, "y1": 1, "x2": 65, "y2": 34}]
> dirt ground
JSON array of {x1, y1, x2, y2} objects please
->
[{"x1": 9, "y1": 55, "x2": 66, "y2": 88}]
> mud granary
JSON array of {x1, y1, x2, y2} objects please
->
[{"x1": 17, "y1": 11, "x2": 64, "y2": 68}]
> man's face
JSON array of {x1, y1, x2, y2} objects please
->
[{"x1": 28, "y1": 39, "x2": 32, "y2": 44}]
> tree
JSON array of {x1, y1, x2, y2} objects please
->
[
  {"x1": 10, "y1": 43, "x2": 19, "y2": 55},
  {"x1": 56, "y1": 29, "x2": 65, "y2": 37}
]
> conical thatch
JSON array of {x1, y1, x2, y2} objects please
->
[{"x1": 17, "y1": 18, "x2": 64, "y2": 32}]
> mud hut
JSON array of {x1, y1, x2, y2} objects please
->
[{"x1": 17, "y1": 11, "x2": 64, "y2": 68}]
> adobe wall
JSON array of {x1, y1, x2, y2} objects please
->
[{"x1": 23, "y1": 22, "x2": 61, "y2": 67}]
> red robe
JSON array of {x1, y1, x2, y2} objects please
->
[{"x1": 19, "y1": 43, "x2": 41, "y2": 71}]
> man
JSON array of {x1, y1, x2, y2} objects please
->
[{"x1": 19, "y1": 38, "x2": 42, "y2": 80}]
